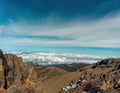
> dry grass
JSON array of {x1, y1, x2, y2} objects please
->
[{"x1": 41, "y1": 71, "x2": 81, "y2": 93}]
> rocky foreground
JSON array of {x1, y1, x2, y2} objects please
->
[
  {"x1": 0, "y1": 49, "x2": 120, "y2": 93},
  {"x1": 0, "y1": 50, "x2": 66, "y2": 93},
  {"x1": 60, "y1": 58, "x2": 120, "y2": 93}
]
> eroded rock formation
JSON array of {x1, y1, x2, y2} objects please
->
[
  {"x1": 60, "y1": 58, "x2": 120, "y2": 93},
  {"x1": 0, "y1": 50, "x2": 65, "y2": 93}
]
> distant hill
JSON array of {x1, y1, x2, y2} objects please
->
[{"x1": 47, "y1": 63, "x2": 88, "y2": 72}]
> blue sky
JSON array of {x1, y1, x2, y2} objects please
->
[{"x1": 0, "y1": 0, "x2": 120, "y2": 51}]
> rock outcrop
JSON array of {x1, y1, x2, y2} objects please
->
[
  {"x1": 60, "y1": 58, "x2": 120, "y2": 93},
  {"x1": 0, "y1": 50, "x2": 65, "y2": 93}
]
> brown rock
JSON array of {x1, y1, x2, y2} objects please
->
[
  {"x1": 61, "y1": 58, "x2": 120, "y2": 93},
  {"x1": 0, "y1": 50, "x2": 43, "y2": 93}
]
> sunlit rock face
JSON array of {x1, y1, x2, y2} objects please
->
[
  {"x1": 0, "y1": 49, "x2": 66, "y2": 93},
  {"x1": 60, "y1": 58, "x2": 120, "y2": 93},
  {"x1": 0, "y1": 50, "x2": 43, "y2": 93}
]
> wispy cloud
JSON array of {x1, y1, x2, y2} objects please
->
[
  {"x1": 0, "y1": 25, "x2": 4, "y2": 33},
  {"x1": 1, "y1": 13, "x2": 120, "y2": 47}
]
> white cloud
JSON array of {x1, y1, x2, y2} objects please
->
[
  {"x1": 0, "y1": 25, "x2": 4, "y2": 34},
  {"x1": 1, "y1": 14, "x2": 120, "y2": 47}
]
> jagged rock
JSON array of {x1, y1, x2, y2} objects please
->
[
  {"x1": 116, "y1": 64, "x2": 120, "y2": 70},
  {"x1": 0, "y1": 49, "x2": 66, "y2": 93},
  {"x1": 0, "y1": 50, "x2": 9, "y2": 89},
  {"x1": 92, "y1": 58, "x2": 120, "y2": 69},
  {"x1": 4, "y1": 54, "x2": 24, "y2": 87},
  {"x1": 61, "y1": 58, "x2": 120, "y2": 93},
  {"x1": 0, "y1": 58, "x2": 5, "y2": 89},
  {"x1": 0, "y1": 50, "x2": 43, "y2": 93}
]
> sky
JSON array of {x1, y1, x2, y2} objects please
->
[{"x1": 0, "y1": 0, "x2": 120, "y2": 51}]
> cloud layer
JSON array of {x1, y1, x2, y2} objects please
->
[{"x1": 0, "y1": 14, "x2": 120, "y2": 48}]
